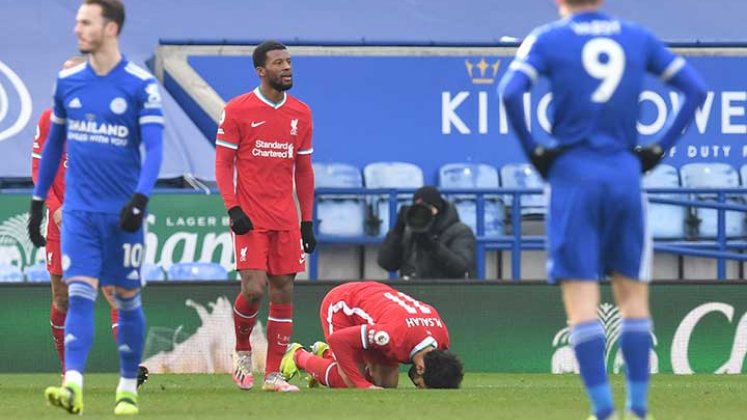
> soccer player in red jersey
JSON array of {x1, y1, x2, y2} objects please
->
[
  {"x1": 31, "y1": 56, "x2": 148, "y2": 387},
  {"x1": 280, "y1": 281, "x2": 463, "y2": 389},
  {"x1": 215, "y1": 40, "x2": 316, "y2": 392}
]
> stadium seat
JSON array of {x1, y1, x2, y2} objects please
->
[
  {"x1": 0, "y1": 263, "x2": 24, "y2": 283},
  {"x1": 499, "y1": 164, "x2": 547, "y2": 218},
  {"x1": 167, "y1": 262, "x2": 228, "y2": 281},
  {"x1": 313, "y1": 162, "x2": 366, "y2": 236},
  {"x1": 438, "y1": 163, "x2": 504, "y2": 236},
  {"x1": 642, "y1": 164, "x2": 689, "y2": 239},
  {"x1": 680, "y1": 163, "x2": 745, "y2": 238},
  {"x1": 363, "y1": 162, "x2": 425, "y2": 236},
  {"x1": 142, "y1": 263, "x2": 167, "y2": 282},
  {"x1": 24, "y1": 262, "x2": 51, "y2": 282}
]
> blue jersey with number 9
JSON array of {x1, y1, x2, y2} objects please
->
[{"x1": 508, "y1": 11, "x2": 684, "y2": 152}]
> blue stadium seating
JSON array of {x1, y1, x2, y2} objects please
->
[
  {"x1": 0, "y1": 264, "x2": 24, "y2": 283},
  {"x1": 142, "y1": 263, "x2": 167, "y2": 282},
  {"x1": 167, "y1": 262, "x2": 228, "y2": 281},
  {"x1": 363, "y1": 162, "x2": 424, "y2": 236},
  {"x1": 499, "y1": 164, "x2": 547, "y2": 217},
  {"x1": 24, "y1": 262, "x2": 51, "y2": 282},
  {"x1": 438, "y1": 163, "x2": 504, "y2": 236},
  {"x1": 313, "y1": 162, "x2": 366, "y2": 236},
  {"x1": 643, "y1": 164, "x2": 689, "y2": 239},
  {"x1": 680, "y1": 163, "x2": 744, "y2": 238}
]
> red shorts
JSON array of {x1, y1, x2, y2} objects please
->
[
  {"x1": 233, "y1": 229, "x2": 306, "y2": 275},
  {"x1": 45, "y1": 238, "x2": 63, "y2": 276},
  {"x1": 319, "y1": 283, "x2": 395, "y2": 367}
]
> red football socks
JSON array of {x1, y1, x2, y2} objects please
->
[
  {"x1": 295, "y1": 349, "x2": 347, "y2": 388},
  {"x1": 50, "y1": 303, "x2": 66, "y2": 372},
  {"x1": 265, "y1": 303, "x2": 293, "y2": 376},
  {"x1": 233, "y1": 293, "x2": 259, "y2": 352},
  {"x1": 110, "y1": 308, "x2": 119, "y2": 339}
]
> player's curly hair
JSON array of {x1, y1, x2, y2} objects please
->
[
  {"x1": 422, "y1": 350, "x2": 464, "y2": 389},
  {"x1": 253, "y1": 40, "x2": 288, "y2": 68}
]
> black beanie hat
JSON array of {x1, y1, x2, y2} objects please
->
[{"x1": 413, "y1": 186, "x2": 444, "y2": 211}]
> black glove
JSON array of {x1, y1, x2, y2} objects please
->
[
  {"x1": 394, "y1": 205, "x2": 409, "y2": 234},
  {"x1": 228, "y1": 206, "x2": 253, "y2": 235},
  {"x1": 633, "y1": 144, "x2": 665, "y2": 173},
  {"x1": 300, "y1": 221, "x2": 316, "y2": 253},
  {"x1": 414, "y1": 233, "x2": 438, "y2": 251},
  {"x1": 529, "y1": 146, "x2": 566, "y2": 179},
  {"x1": 120, "y1": 193, "x2": 148, "y2": 232},
  {"x1": 27, "y1": 199, "x2": 47, "y2": 248}
]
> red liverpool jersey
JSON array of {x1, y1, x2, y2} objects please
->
[
  {"x1": 334, "y1": 282, "x2": 451, "y2": 364},
  {"x1": 31, "y1": 109, "x2": 66, "y2": 239},
  {"x1": 215, "y1": 88, "x2": 313, "y2": 230}
]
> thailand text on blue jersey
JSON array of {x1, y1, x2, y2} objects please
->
[{"x1": 48, "y1": 58, "x2": 164, "y2": 213}]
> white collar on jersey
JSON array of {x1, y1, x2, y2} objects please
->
[
  {"x1": 254, "y1": 87, "x2": 287, "y2": 109},
  {"x1": 409, "y1": 336, "x2": 438, "y2": 361}
]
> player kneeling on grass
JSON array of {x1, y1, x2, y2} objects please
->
[{"x1": 280, "y1": 281, "x2": 463, "y2": 389}]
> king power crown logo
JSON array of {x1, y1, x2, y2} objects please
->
[{"x1": 465, "y1": 58, "x2": 501, "y2": 85}]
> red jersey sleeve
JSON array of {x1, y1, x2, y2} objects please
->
[
  {"x1": 294, "y1": 112, "x2": 314, "y2": 221},
  {"x1": 215, "y1": 106, "x2": 241, "y2": 210},
  {"x1": 31, "y1": 110, "x2": 51, "y2": 184},
  {"x1": 327, "y1": 325, "x2": 380, "y2": 389},
  {"x1": 31, "y1": 110, "x2": 63, "y2": 211}
]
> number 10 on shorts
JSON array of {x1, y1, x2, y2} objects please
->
[{"x1": 122, "y1": 243, "x2": 143, "y2": 268}]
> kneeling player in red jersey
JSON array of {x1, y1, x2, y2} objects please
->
[{"x1": 280, "y1": 281, "x2": 463, "y2": 389}]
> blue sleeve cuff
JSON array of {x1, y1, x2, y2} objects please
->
[{"x1": 135, "y1": 123, "x2": 164, "y2": 196}]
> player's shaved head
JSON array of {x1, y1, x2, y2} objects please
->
[
  {"x1": 422, "y1": 350, "x2": 463, "y2": 389},
  {"x1": 83, "y1": 0, "x2": 125, "y2": 35},
  {"x1": 253, "y1": 40, "x2": 293, "y2": 93},
  {"x1": 253, "y1": 41, "x2": 288, "y2": 69}
]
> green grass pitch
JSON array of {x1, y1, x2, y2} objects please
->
[{"x1": 1, "y1": 373, "x2": 745, "y2": 419}]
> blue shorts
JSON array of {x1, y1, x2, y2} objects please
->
[
  {"x1": 546, "y1": 149, "x2": 652, "y2": 284},
  {"x1": 61, "y1": 209, "x2": 145, "y2": 289}
]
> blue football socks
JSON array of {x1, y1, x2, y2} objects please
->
[
  {"x1": 621, "y1": 318, "x2": 653, "y2": 418},
  {"x1": 114, "y1": 293, "x2": 146, "y2": 381},
  {"x1": 571, "y1": 320, "x2": 615, "y2": 419},
  {"x1": 64, "y1": 282, "x2": 98, "y2": 376}
]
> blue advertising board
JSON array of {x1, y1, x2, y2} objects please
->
[{"x1": 186, "y1": 48, "x2": 747, "y2": 184}]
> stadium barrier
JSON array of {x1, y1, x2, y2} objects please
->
[
  {"x1": 1, "y1": 188, "x2": 745, "y2": 281},
  {"x1": 1, "y1": 281, "x2": 746, "y2": 374},
  {"x1": 310, "y1": 187, "x2": 747, "y2": 280}
]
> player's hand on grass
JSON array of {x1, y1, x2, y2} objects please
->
[
  {"x1": 120, "y1": 193, "x2": 148, "y2": 232},
  {"x1": 300, "y1": 221, "x2": 316, "y2": 253},
  {"x1": 529, "y1": 146, "x2": 565, "y2": 179},
  {"x1": 367, "y1": 385, "x2": 383, "y2": 390},
  {"x1": 27, "y1": 199, "x2": 47, "y2": 247},
  {"x1": 228, "y1": 206, "x2": 253, "y2": 235},
  {"x1": 633, "y1": 143, "x2": 665, "y2": 173}
]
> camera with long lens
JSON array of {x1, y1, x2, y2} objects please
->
[{"x1": 405, "y1": 203, "x2": 435, "y2": 233}]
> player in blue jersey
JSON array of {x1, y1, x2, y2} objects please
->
[
  {"x1": 499, "y1": 1, "x2": 706, "y2": 419},
  {"x1": 27, "y1": 0, "x2": 163, "y2": 415}
]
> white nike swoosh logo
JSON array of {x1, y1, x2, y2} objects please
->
[{"x1": 251, "y1": 121, "x2": 266, "y2": 128}]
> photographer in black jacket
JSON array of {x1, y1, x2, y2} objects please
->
[{"x1": 377, "y1": 186, "x2": 476, "y2": 279}]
